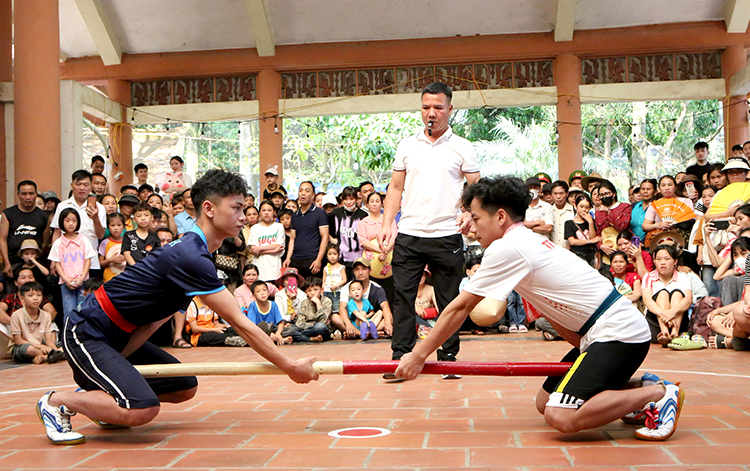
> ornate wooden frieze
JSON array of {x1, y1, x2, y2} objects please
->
[
  {"x1": 318, "y1": 70, "x2": 357, "y2": 97},
  {"x1": 357, "y1": 68, "x2": 395, "y2": 95},
  {"x1": 514, "y1": 61, "x2": 554, "y2": 88},
  {"x1": 581, "y1": 52, "x2": 721, "y2": 85},
  {"x1": 131, "y1": 76, "x2": 257, "y2": 107}
]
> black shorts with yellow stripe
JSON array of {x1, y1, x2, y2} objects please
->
[{"x1": 542, "y1": 340, "x2": 650, "y2": 409}]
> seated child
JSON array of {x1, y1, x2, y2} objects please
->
[
  {"x1": 274, "y1": 267, "x2": 307, "y2": 322},
  {"x1": 246, "y1": 280, "x2": 291, "y2": 345},
  {"x1": 347, "y1": 280, "x2": 378, "y2": 340},
  {"x1": 9, "y1": 282, "x2": 65, "y2": 364},
  {"x1": 234, "y1": 264, "x2": 279, "y2": 310},
  {"x1": 1, "y1": 266, "x2": 58, "y2": 325},
  {"x1": 283, "y1": 277, "x2": 331, "y2": 343},
  {"x1": 610, "y1": 251, "x2": 642, "y2": 304},
  {"x1": 185, "y1": 296, "x2": 247, "y2": 347}
]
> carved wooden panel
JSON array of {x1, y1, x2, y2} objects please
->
[
  {"x1": 281, "y1": 72, "x2": 318, "y2": 99},
  {"x1": 215, "y1": 76, "x2": 256, "y2": 102},
  {"x1": 173, "y1": 78, "x2": 214, "y2": 104},
  {"x1": 514, "y1": 61, "x2": 554, "y2": 88},
  {"x1": 318, "y1": 70, "x2": 357, "y2": 97},
  {"x1": 434, "y1": 65, "x2": 475, "y2": 91},
  {"x1": 396, "y1": 67, "x2": 437, "y2": 94},
  {"x1": 580, "y1": 57, "x2": 627, "y2": 85},
  {"x1": 628, "y1": 55, "x2": 674, "y2": 82},
  {"x1": 131, "y1": 81, "x2": 172, "y2": 107},
  {"x1": 675, "y1": 53, "x2": 722, "y2": 81},
  {"x1": 357, "y1": 69, "x2": 395, "y2": 95},
  {"x1": 474, "y1": 63, "x2": 513, "y2": 89}
]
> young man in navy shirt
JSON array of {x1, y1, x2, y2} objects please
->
[{"x1": 37, "y1": 170, "x2": 318, "y2": 445}]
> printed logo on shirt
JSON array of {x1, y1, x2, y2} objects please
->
[
  {"x1": 14, "y1": 225, "x2": 38, "y2": 237},
  {"x1": 257, "y1": 234, "x2": 277, "y2": 245},
  {"x1": 542, "y1": 240, "x2": 556, "y2": 250},
  {"x1": 63, "y1": 252, "x2": 83, "y2": 263},
  {"x1": 145, "y1": 245, "x2": 153, "y2": 252}
]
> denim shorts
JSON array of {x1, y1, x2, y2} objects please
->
[{"x1": 323, "y1": 291, "x2": 340, "y2": 313}]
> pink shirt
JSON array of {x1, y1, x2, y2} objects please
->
[
  {"x1": 357, "y1": 215, "x2": 397, "y2": 252},
  {"x1": 234, "y1": 282, "x2": 279, "y2": 309},
  {"x1": 48, "y1": 233, "x2": 96, "y2": 283}
]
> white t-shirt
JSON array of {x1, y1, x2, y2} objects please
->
[
  {"x1": 465, "y1": 224, "x2": 650, "y2": 351},
  {"x1": 393, "y1": 127, "x2": 479, "y2": 237},
  {"x1": 525, "y1": 200, "x2": 554, "y2": 240},
  {"x1": 641, "y1": 270, "x2": 692, "y2": 295},
  {"x1": 50, "y1": 198, "x2": 107, "y2": 269},
  {"x1": 248, "y1": 222, "x2": 285, "y2": 281},
  {"x1": 552, "y1": 203, "x2": 575, "y2": 248}
]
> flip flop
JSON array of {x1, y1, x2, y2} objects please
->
[
  {"x1": 668, "y1": 337, "x2": 703, "y2": 350},
  {"x1": 657, "y1": 332, "x2": 671, "y2": 347},
  {"x1": 172, "y1": 338, "x2": 192, "y2": 348}
]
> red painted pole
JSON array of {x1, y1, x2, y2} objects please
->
[{"x1": 342, "y1": 361, "x2": 572, "y2": 377}]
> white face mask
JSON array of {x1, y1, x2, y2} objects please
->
[
  {"x1": 343, "y1": 203, "x2": 357, "y2": 212},
  {"x1": 735, "y1": 256, "x2": 747, "y2": 272},
  {"x1": 529, "y1": 189, "x2": 539, "y2": 200}
]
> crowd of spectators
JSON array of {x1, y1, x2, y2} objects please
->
[{"x1": 2, "y1": 133, "x2": 750, "y2": 364}]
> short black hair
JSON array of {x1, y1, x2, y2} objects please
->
[
  {"x1": 243, "y1": 263, "x2": 259, "y2": 275},
  {"x1": 139, "y1": 183, "x2": 154, "y2": 193},
  {"x1": 598, "y1": 180, "x2": 618, "y2": 202},
  {"x1": 303, "y1": 276, "x2": 322, "y2": 290},
  {"x1": 461, "y1": 176, "x2": 531, "y2": 223},
  {"x1": 349, "y1": 279, "x2": 364, "y2": 290},
  {"x1": 732, "y1": 144, "x2": 744, "y2": 152},
  {"x1": 133, "y1": 202, "x2": 152, "y2": 214},
  {"x1": 106, "y1": 212, "x2": 126, "y2": 226},
  {"x1": 610, "y1": 250, "x2": 628, "y2": 264},
  {"x1": 92, "y1": 172, "x2": 107, "y2": 182},
  {"x1": 91, "y1": 155, "x2": 105, "y2": 164},
  {"x1": 277, "y1": 208, "x2": 293, "y2": 219},
  {"x1": 340, "y1": 186, "x2": 358, "y2": 200},
  {"x1": 121, "y1": 184, "x2": 138, "y2": 193},
  {"x1": 250, "y1": 280, "x2": 268, "y2": 295},
  {"x1": 191, "y1": 169, "x2": 248, "y2": 215},
  {"x1": 550, "y1": 180, "x2": 569, "y2": 192},
  {"x1": 156, "y1": 227, "x2": 174, "y2": 239},
  {"x1": 82, "y1": 277, "x2": 104, "y2": 293},
  {"x1": 148, "y1": 193, "x2": 164, "y2": 205},
  {"x1": 299, "y1": 181, "x2": 316, "y2": 193},
  {"x1": 422, "y1": 81, "x2": 453, "y2": 101},
  {"x1": 170, "y1": 155, "x2": 184, "y2": 165},
  {"x1": 694, "y1": 141, "x2": 709, "y2": 151},
  {"x1": 13, "y1": 265, "x2": 34, "y2": 280},
  {"x1": 17, "y1": 180, "x2": 37, "y2": 193},
  {"x1": 358, "y1": 181, "x2": 374, "y2": 191},
  {"x1": 58, "y1": 207, "x2": 81, "y2": 232},
  {"x1": 134, "y1": 163, "x2": 148, "y2": 172},
  {"x1": 150, "y1": 207, "x2": 163, "y2": 220},
  {"x1": 465, "y1": 257, "x2": 482, "y2": 272},
  {"x1": 71, "y1": 169, "x2": 92, "y2": 183},
  {"x1": 653, "y1": 243, "x2": 680, "y2": 260},
  {"x1": 19, "y1": 281, "x2": 44, "y2": 296}
]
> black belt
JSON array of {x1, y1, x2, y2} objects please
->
[{"x1": 576, "y1": 287, "x2": 621, "y2": 336}]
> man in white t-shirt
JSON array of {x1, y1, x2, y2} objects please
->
[
  {"x1": 524, "y1": 177, "x2": 553, "y2": 240},
  {"x1": 395, "y1": 176, "x2": 685, "y2": 441},
  {"x1": 50, "y1": 170, "x2": 106, "y2": 275},
  {"x1": 378, "y1": 82, "x2": 480, "y2": 377}
]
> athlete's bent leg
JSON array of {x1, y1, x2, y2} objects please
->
[{"x1": 48, "y1": 390, "x2": 160, "y2": 427}]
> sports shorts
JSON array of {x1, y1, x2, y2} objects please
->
[{"x1": 542, "y1": 340, "x2": 650, "y2": 409}]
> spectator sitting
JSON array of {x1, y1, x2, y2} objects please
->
[
  {"x1": 246, "y1": 280, "x2": 290, "y2": 345},
  {"x1": 616, "y1": 230, "x2": 653, "y2": 277},
  {"x1": 9, "y1": 281, "x2": 65, "y2": 364},
  {"x1": 610, "y1": 251, "x2": 642, "y2": 304},
  {"x1": 322, "y1": 244, "x2": 346, "y2": 315},
  {"x1": 47, "y1": 208, "x2": 96, "y2": 319},
  {"x1": 98, "y1": 213, "x2": 126, "y2": 282},
  {"x1": 122, "y1": 202, "x2": 160, "y2": 266},
  {"x1": 274, "y1": 267, "x2": 307, "y2": 322},
  {"x1": 234, "y1": 264, "x2": 279, "y2": 311},
  {"x1": 333, "y1": 257, "x2": 393, "y2": 339},
  {"x1": 185, "y1": 296, "x2": 247, "y2": 347},
  {"x1": 117, "y1": 194, "x2": 140, "y2": 231},
  {"x1": 1, "y1": 266, "x2": 58, "y2": 326},
  {"x1": 282, "y1": 276, "x2": 331, "y2": 343},
  {"x1": 347, "y1": 280, "x2": 378, "y2": 340},
  {"x1": 713, "y1": 236, "x2": 750, "y2": 307}
]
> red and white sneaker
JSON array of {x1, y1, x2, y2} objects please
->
[{"x1": 634, "y1": 383, "x2": 685, "y2": 441}]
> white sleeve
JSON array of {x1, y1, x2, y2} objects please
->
[
  {"x1": 464, "y1": 241, "x2": 531, "y2": 302},
  {"x1": 248, "y1": 226, "x2": 259, "y2": 246},
  {"x1": 50, "y1": 204, "x2": 64, "y2": 229},
  {"x1": 47, "y1": 239, "x2": 61, "y2": 262},
  {"x1": 392, "y1": 140, "x2": 408, "y2": 172},
  {"x1": 83, "y1": 238, "x2": 97, "y2": 260},
  {"x1": 542, "y1": 204, "x2": 554, "y2": 225},
  {"x1": 460, "y1": 141, "x2": 480, "y2": 174},
  {"x1": 340, "y1": 282, "x2": 351, "y2": 304},
  {"x1": 97, "y1": 203, "x2": 106, "y2": 228}
]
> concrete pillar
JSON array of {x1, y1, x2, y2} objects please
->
[
  {"x1": 0, "y1": 0, "x2": 11, "y2": 206},
  {"x1": 257, "y1": 69, "x2": 283, "y2": 195},
  {"x1": 60, "y1": 81, "x2": 84, "y2": 191},
  {"x1": 553, "y1": 53, "x2": 583, "y2": 182},
  {"x1": 107, "y1": 79, "x2": 133, "y2": 195},
  {"x1": 723, "y1": 44, "x2": 750, "y2": 158},
  {"x1": 14, "y1": 0, "x2": 61, "y2": 195}
]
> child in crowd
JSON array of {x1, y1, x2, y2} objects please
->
[
  {"x1": 122, "y1": 202, "x2": 160, "y2": 266},
  {"x1": 117, "y1": 194, "x2": 140, "y2": 231},
  {"x1": 171, "y1": 196, "x2": 185, "y2": 216},
  {"x1": 48, "y1": 208, "x2": 96, "y2": 318},
  {"x1": 565, "y1": 193, "x2": 599, "y2": 268},
  {"x1": 269, "y1": 190, "x2": 286, "y2": 212},
  {"x1": 642, "y1": 244, "x2": 693, "y2": 346},
  {"x1": 347, "y1": 280, "x2": 378, "y2": 340},
  {"x1": 240, "y1": 205, "x2": 258, "y2": 265},
  {"x1": 274, "y1": 267, "x2": 307, "y2": 321},
  {"x1": 249, "y1": 200, "x2": 286, "y2": 281},
  {"x1": 156, "y1": 228, "x2": 174, "y2": 247},
  {"x1": 185, "y1": 296, "x2": 247, "y2": 347},
  {"x1": 283, "y1": 277, "x2": 331, "y2": 342},
  {"x1": 0, "y1": 266, "x2": 58, "y2": 323},
  {"x1": 610, "y1": 251, "x2": 642, "y2": 304},
  {"x1": 17, "y1": 239, "x2": 50, "y2": 278},
  {"x1": 9, "y1": 282, "x2": 64, "y2": 364},
  {"x1": 322, "y1": 244, "x2": 346, "y2": 314},
  {"x1": 459, "y1": 257, "x2": 481, "y2": 292},
  {"x1": 98, "y1": 213, "x2": 126, "y2": 282},
  {"x1": 284, "y1": 200, "x2": 299, "y2": 212},
  {"x1": 246, "y1": 280, "x2": 290, "y2": 345},
  {"x1": 277, "y1": 208, "x2": 295, "y2": 266},
  {"x1": 149, "y1": 207, "x2": 164, "y2": 232},
  {"x1": 415, "y1": 267, "x2": 438, "y2": 330},
  {"x1": 234, "y1": 264, "x2": 279, "y2": 310}
]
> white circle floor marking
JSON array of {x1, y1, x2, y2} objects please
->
[{"x1": 328, "y1": 427, "x2": 391, "y2": 438}]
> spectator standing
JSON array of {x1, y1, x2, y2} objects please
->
[
  {"x1": 90, "y1": 155, "x2": 105, "y2": 175},
  {"x1": 91, "y1": 173, "x2": 108, "y2": 196},
  {"x1": 134, "y1": 163, "x2": 149, "y2": 187},
  {"x1": 262, "y1": 166, "x2": 287, "y2": 200},
  {"x1": 378, "y1": 81, "x2": 479, "y2": 373},
  {"x1": 157, "y1": 156, "x2": 193, "y2": 197},
  {"x1": 594, "y1": 180, "x2": 632, "y2": 259},
  {"x1": 524, "y1": 177, "x2": 554, "y2": 240},
  {"x1": 685, "y1": 141, "x2": 713, "y2": 181},
  {"x1": 357, "y1": 191, "x2": 396, "y2": 303},
  {"x1": 98, "y1": 213, "x2": 126, "y2": 282},
  {"x1": 550, "y1": 180, "x2": 574, "y2": 248},
  {"x1": 249, "y1": 201, "x2": 285, "y2": 281},
  {"x1": 121, "y1": 203, "x2": 159, "y2": 266},
  {"x1": 328, "y1": 186, "x2": 367, "y2": 280},
  {"x1": 174, "y1": 188, "x2": 197, "y2": 236},
  {"x1": 50, "y1": 171, "x2": 106, "y2": 278},
  {"x1": 631, "y1": 178, "x2": 657, "y2": 241},
  {"x1": 290, "y1": 182, "x2": 329, "y2": 279},
  {"x1": 1, "y1": 180, "x2": 51, "y2": 278}
]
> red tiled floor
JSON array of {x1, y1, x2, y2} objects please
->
[{"x1": 1, "y1": 335, "x2": 750, "y2": 470}]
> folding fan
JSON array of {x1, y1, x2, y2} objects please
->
[
  {"x1": 651, "y1": 198, "x2": 696, "y2": 224},
  {"x1": 707, "y1": 182, "x2": 750, "y2": 215}
]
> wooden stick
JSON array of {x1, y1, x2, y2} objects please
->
[{"x1": 135, "y1": 361, "x2": 571, "y2": 378}]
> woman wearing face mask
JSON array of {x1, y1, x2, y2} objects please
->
[
  {"x1": 711, "y1": 236, "x2": 750, "y2": 307},
  {"x1": 593, "y1": 180, "x2": 632, "y2": 258},
  {"x1": 704, "y1": 206, "x2": 750, "y2": 305},
  {"x1": 327, "y1": 186, "x2": 368, "y2": 281}
]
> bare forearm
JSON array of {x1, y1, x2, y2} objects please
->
[
  {"x1": 411, "y1": 291, "x2": 479, "y2": 360},
  {"x1": 121, "y1": 319, "x2": 170, "y2": 357}
]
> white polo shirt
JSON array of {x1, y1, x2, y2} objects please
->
[
  {"x1": 524, "y1": 199, "x2": 554, "y2": 240},
  {"x1": 393, "y1": 127, "x2": 479, "y2": 238},
  {"x1": 50, "y1": 197, "x2": 106, "y2": 269},
  {"x1": 465, "y1": 224, "x2": 650, "y2": 351}
]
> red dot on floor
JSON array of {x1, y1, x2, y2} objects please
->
[{"x1": 328, "y1": 427, "x2": 391, "y2": 438}]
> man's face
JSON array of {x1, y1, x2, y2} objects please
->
[
  {"x1": 551, "y1": 187, "x2": 567, "y2": 206},
  {"x1": 16, "y1": 270, "x2": 35, "y2": 286},
  {"x1": 158, "y1": 231, "x2": 173, "y2": 246},
  {"x1": 182, "y1": 190, "x2": 194, "y2": 209},
  {"x1": 353, "y1": 265, "x2": 370, "y2": 281},
  {"x1": 136, "y1": 168, "x2": 148, "y2": 182},
  {"x1": 92, "y1": 160, "x2": 105, "y2": 174},
  {"x1": 360, "y1": 184, "x2": 375, "y2": 200},
  {"x1": 92, "y1": 175, "x2": 107, "y2": 195},
  {"x1": 421, "y1": 93, "x2": 452, "y2": 137},
  {"x1": 71, "y1": 178, "x2": 91, "y2": 201},
  {"x1": 119, "y1": 203, "x2": 135, "y2": 217},
  {"x1": 570, "y1": 179, "x2": 583, "y2": 190},
  {"x1": 209, "y1": 195, "x2": 246, "y2": 239},
  {"x1": 470, "y1": 198, "x2": 505, "y2": 249},
  {"x1": 298, "y1": 183, "x2": 314, "y2": 205},
  {"x1": 18, "y1": 184, "x2": 37, "y2": 209},
  {"x1": 695, "y1": 147, "x2": 708, "y2": 163}
]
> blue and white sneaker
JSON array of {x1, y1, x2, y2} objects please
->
[
  {"x1": 36, "y1": 391, "x2": 86, "y2": 445},
  {"x1": 621, "y1": 373, "x2": 671, "y2": 424},
  {"x1": 634, "y1": 383, "x2": 685, "y2": 441}
]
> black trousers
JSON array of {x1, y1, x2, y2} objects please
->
[{"x1": 390, "y1": 233, "x2": 463, "y2": 361}]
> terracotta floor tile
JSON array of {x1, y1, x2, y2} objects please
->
[
  {"x1": 681, "y1": 404, "x2": 745, "y2": 416},
  {"x1": 83, "y1": 449, "x2": 187, "y2": 468},
  {"x1": 473, "y1": 417, "x2": 550, "y2": 432},
  {"x1": 519, "y1": 430, "x2": 613, "y2": 446},
  {"x1": 226, "y1": 420, "x2": 313, "y2": 434},
  {"x1": 352, "y1": 407, "x2": 427, "y2": 420},
  {"x1": 268, "y1": 447, "x2": 369, "y2": 467},
  {"x1": 567, "y1": 446, "x2": 675, "y2": 466},
  {"x1": 201, "y1": 409, "x2": 282, "y2": 422},
  {"x1": 390, "y1": 418, "x2": 471, "y2": 432},
  {"x1": 282, "y1": 409, "x2": 357, "y2": 420},
  {"x1": 427, "y1": 431, "x2": 514, "y2": 448},
  {"x1": 173, "y1": 448, "x2": 277, "y2": 468},
  {"x1": 157, "y1": 433, "x2": 250, "y2": 449},
  {"x1": 306, "y1": 419, "x2": 392, "y2": 433},
  {"x1": 2, "y1": 449, "x2": 98, "y2": 468},
  {"x1": 714, "y1": 414, "x2": 750, "y2": 428},
  {"x1": 700, "y1": 428, "x2": 750, "y2": 444},
  {"x1": 369, "y1": 448, "x2": 466, "y2": 468},
  {"x1": 428, "y1": 407, "x2": 507, "y2": 419},
  {"x1": 245, "y1": 432, "x2": 335, "y2": 448},
  {"x1": 669, "y1": 444, "x2": 750, "y2": 465},
  {"x1": 471, "y1": 446, "x2": 569, "y2": 467},
  {"x1": 333, "y1": 431, "x2": 425, "y2": 449},
  {"x1": 634, "y1": 467, "x2": 747, "y2": 471},
  {"x1": 607, "y1": 429, "x2": 708, "y2": 446}
]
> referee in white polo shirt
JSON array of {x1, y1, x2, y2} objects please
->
[{"x1": 378, "y1": 82, "x2": 480, "y2": 378}]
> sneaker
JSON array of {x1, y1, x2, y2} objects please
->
[
  {"x1": 634, "y1": 383, "x2": 685, "y2": 441},
  {"x1": 508, "y1": 325, "x2": 519, "y2": 333},
  {"x1": 224, "y1": 336, "x2": 248, "y2": 347},
  {"x1": 368, "y1": 321, "x2": 378, "y2": 340},
  {"x1": 46, "y1": 349, "x2": 66, "y2": 364},
  {"x1": 360, "y1": 324, "x2": 368, "y2": 340},
  {"x1": 36, "y1": 391, "x2": 86, "y2": 445}
]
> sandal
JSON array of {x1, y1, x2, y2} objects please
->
[
  {"x1": 172, "y1": 338, "x2": 192, "y2": 349},
  {"x1": 542, "y1": 331, "x2": 557, "y2": 341},
  {"x1": 691, "y1": 334, "x2": 707, "y2": 348},
  {"x1": 657, "y1": 332, "x2": 671, "y2": 348},
  {"x1": 668, "y1": 337, "x2": 703, "y2": 350}
]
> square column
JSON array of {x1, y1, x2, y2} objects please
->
[
  {"x1": 0, "y1": 0, "x2": 10, "y2": 205},
  {"x1": 257, "y1": 69, "x2": 283, "y2": 195},
  {"x1": 554, "y1": 54, "x2": 583, "y2": 181},
  {"x1": 107, "y1": 79, "x2": 133, "y2": 194},
  {"x1": 723, "y1": 44, "x2": 750, "y2": 158}
]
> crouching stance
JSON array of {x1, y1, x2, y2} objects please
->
[
  {"x1": 395, "y1": 176, "x2": 685, "y2": 441},
  {"x1": 37, "y1": 170, "x2": 318, "y2": 445}
]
